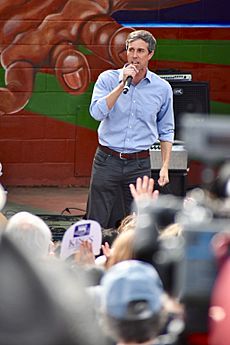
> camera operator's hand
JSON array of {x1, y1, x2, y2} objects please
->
[{"x1": 129, "y1": 176, "x2": 159, "y2": 202}]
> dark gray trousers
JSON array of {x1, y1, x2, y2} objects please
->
[{"x1": 86, "y1": 147, "x2": 151, "y2": 228}]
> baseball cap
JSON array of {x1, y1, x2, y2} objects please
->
[{"x1": 101, "y1": 260, "x2": 164, "y2": 320}]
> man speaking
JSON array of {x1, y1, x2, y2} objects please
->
[{"x1": 86, "y1": 29, "x2": 174, "y2": 228}]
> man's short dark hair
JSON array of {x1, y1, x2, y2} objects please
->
[
  {"x1": 104, "y1": 310, "x2": 166, "y2": 343},
  {"x1": 126, "y1": 30, "x2": 157, "y2": 53}
]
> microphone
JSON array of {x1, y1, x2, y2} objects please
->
[{"x1": 123, "y1": 76, "x2": 133, "y2": 94}]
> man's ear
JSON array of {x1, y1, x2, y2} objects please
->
[{"x1": 148, "y1": 51, "x2": 154, "y2": 60}]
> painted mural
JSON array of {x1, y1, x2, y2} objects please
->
[{"x1": 0, "y1": 0, "x2": 229, "y2": 186}]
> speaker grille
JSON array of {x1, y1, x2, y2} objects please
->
[{"x1": 170, "y1": 81, "x2": 210, "y2": 140}]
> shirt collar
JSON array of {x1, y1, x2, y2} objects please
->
[
  {"x1": 118, "y1": 69, "x2": 123, "y2": 83},
  {"x1": 145, "y1": 69, "x2": 152, "y2": 82}
]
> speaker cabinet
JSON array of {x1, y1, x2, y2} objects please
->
[
  {"x1": 151, "y1": 170, "x2": 188, "y2": 197},
  {"x1": 170, "y1": 81, "x2": 210, "y2": 140}
]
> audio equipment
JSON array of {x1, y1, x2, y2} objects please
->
[
  {"x1": 170, "y1": 81, "x2": 210, "y2": 140},
  {"x1": 156, "y1": 69, "x2": 192, "y2": 81},
  {"x1": 151, "y1": 170, "x2": 188, "y2": 197},
  {"x1": 158, "y1": 73, "x2": 192, "y2": 81},
  {"x1": 123, "y1": 76, "x2": 133, "y2": 94},
  {"x1": 150, "y1": 141, "x2": 188, "y2": 170},
  {"x1": 150, "y1": 141, "x2": 188, "y2": 197}
]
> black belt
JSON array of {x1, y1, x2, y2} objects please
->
[{"x1": 99, "y1": 144, "x2": 149, "y2": 160}]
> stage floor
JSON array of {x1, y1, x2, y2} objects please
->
[{"x1": 2, "y1": 186, "x2": 89, "y2": 219}]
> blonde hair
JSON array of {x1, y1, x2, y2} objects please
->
[
  {"x1": 117, "y1": 214, "x2": 136, "y2": 234},
  {"x1": 0, "y1": 212, "x2": 7, "y2": 232},
  {"x1": 159, "y1": 223, "x2": 183, "y2": 239},
  {"x1": 106, "y1": 229, "x2": 135, "y2": 269}
]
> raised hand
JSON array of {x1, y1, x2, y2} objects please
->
[
  {"x1": 101, "y1": 241, "x2": 111, "y2": 259},
  {"x1": 129, "y1": 175, "x2": 159, "y2": 202},
  {"x1": 74, "y1": 240, "x2": 95, "y2": 266}
]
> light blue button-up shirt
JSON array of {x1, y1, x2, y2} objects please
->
[{"x1": 90, "y1": 68, "x2": 174, "y2": 153}]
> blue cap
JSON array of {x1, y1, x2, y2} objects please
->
[{"x1": 101, "y1": 260, "x2": 164, "y2": 320}]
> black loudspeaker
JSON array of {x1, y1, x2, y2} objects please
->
[
  {"x1": 151, "y1": 170, "x2": 188, "y2": 197},
  {"x1": 170, "y1": 81, "x2": 210, "y2": 140}
]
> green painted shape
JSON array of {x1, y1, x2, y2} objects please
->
[
  {"x1": 0, "y1": 68, "x2": 5, "y2": 86},
  {"x1": 25, "y1": 72, "x2": 99, "y2": 131},
  {"x1": 210, "y1": 101, "x2": 230, "y2": 115},
  {"x1": 155, "y1": 39, "x2": 230, "y2": 66},
  {"x1": 77, "y1": 45, "x2": 93, "y2": 55}
]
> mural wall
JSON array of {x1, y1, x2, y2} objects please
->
[{"x1": 0, "y1": 0, "x2": 229, "y2": 186}]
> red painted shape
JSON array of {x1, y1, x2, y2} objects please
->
[
  {"x1": 0, "y1": 113, "x2": 45, "y2": 139},
  {"x1": 74, "y1": 125, "x2": 98, "y2": 177},
  {"x1": 0, "y1": 110, "x2": 97, "y2": 186},
  {"x1": 1, "y1": 162, "x2": 90, "y2": 186}
]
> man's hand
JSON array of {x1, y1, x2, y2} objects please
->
[
  {"x1": 122, "y1": 64, "x2": 138, "y2": 84},
  {"x1": 158, "y1": 166, "x2": 169, "y2": 187},
  {"x1": 159, "y1": 140, "x2": 172, "y2": 186}
]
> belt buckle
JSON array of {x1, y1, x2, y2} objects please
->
[{"x1": 119, "y1": 152, "x2": 126, "y2": 160}]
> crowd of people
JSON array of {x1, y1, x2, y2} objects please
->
[
  {"x1": 0, "y1": 174, "x2": 187, "y2": 345},
  {"x1": 1, "y1": 172, "x2": 226, "y2": 345}
]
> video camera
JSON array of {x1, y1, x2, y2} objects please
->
[{"x1": 133, "y1": 114, "x2": 230, "y2": 344}]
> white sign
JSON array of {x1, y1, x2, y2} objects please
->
[{"x1": 60, "y1": 219, "x2": 102, "y2": 259}]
